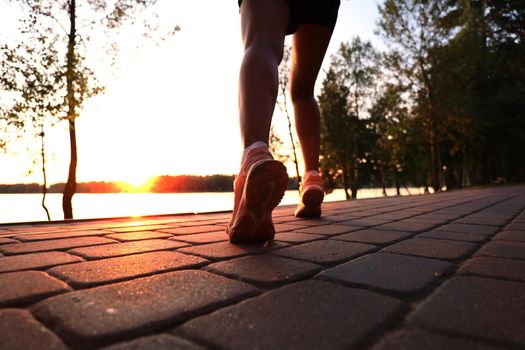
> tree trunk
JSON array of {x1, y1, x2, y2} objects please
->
[
  {"x1": 351, "y1": 163, "x2": 359, "y2": 199},
  {"x1": 351, "y1": 183, "x2": 358, "y2": 199},
  {"x1": 380, "y1": 163, "x2": 387, "y2": 197},
  {"x1": 351, "y1": 136, "x2": 359, "y2": 199},
  {"x1": 342, "y1": 164, "x2": 350, "y2": 200},
  {"x1": 40, "y1": 126, "x2": 51, "y2": 221},
  {"x1": 418, "y1": 58, "x2": 441, "y2": 193},
  {"x1": 63, "y1": 0, "x2": 77, "y2": 219},
  {"x1": 284, "y1": 106, "x2": 300, "y2": 190}
]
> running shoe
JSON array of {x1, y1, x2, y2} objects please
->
[
  {"x1": 295, "y1": 173, "x2": 324, "y2": 218},
  {"x1": 227, "y1": 146, "x2": 289, "y2": 243}
]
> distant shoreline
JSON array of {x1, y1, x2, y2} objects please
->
[{"x1": 0, "y1": 174, "x2": 300, "y2": 194}]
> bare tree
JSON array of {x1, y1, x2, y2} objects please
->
[{"x1": 276, "y1": 44, "x2": 301, "y2": 188}]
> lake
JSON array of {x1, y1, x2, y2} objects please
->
[{"x1": 0, "y1": 187, "x2": 424, "y2": 224}]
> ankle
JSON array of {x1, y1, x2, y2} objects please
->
[
  {"x1": 241, "y1": 141, "x2": 268, "y2": 164},
  {"x1": 303, "y1": 170, "x2": 320, "y2": 181}
]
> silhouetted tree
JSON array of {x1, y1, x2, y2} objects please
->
[
  {"x1": 378, "y1": 0, "x2": 453, "y2": 192},
  {"x1": 276, "y1": 44, "x2": 300, "y2": 187},
  {"x1": 319, "y1": 38, "x2": 379, "y2": 199},
  {"x1": 0, "y1": 21, "x2": 63, "y2": 219},
  {"x1": 1, "y1": 0, "x2": 179, "y2": 219},
  {"x1": 434, "y1": 0, "x2": 525, "y2": 185},
  {"x1": 319, "y1": 68, "x2": 353, "y2": 199}
]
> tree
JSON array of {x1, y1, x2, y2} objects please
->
[
  {"x1": 368, "y1": 84, "x2": 402, "y2": 195},
  {"x1": 319, "y1": 68, "x2": 353, "y2": 199},
  {"x1": 0, "y1": 15, "x2": 63, "y2": 219},
  {"x1": 434, "y1": 0, "x2": 525, "y2": 185},
  {"x1": 1, "y1": 0, "x2": 179, "y2": 219},
  {"x1": 268, "y1": 125, "x2": 290, "y2": 164},
  {"x1": 320, "y1": 38, "x2": 380, "y2": 199},
  {"x1": 276, "y1": 44, "x2": 301, "y2": 188},
  {"x1": 378, "y1": 0, "x2": 453, "y2": 192},
  {"x1": 368, "y1": 82, "x2": 429, "y2": 195}
]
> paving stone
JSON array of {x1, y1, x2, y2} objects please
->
[
  {"x1": 108, "y1": 224, "x2": 171, "y2": 233},
  {"x1": 372, "y1": 329, "x2": 507, "y2": 350},
  {"x1": 0, "y1": 251, "x2": 83, "y2": 273},
  {"x1": 274, "y1": 231, "x2": 325, "y2": 243},
  {"x1": 0, "y1": 309, "x2": 67, "y2": 350},
  {"x1": 0, "y1": 271, "x2": 71, "y2": 307},
  {"x1": 455, "y1": 216, "x2": 509, "y2": 226},
  {"x1": 408, "y1": 276, "x2": 525, "y2": 347},
  {"x1": 375, "y1": 221, "x2": 438, "y2": 233},
  {"x1": 493, "y1": 230, "x2": 525, "y2": 242},
  {"x1": 0, "y1": 237, "x2": 115, "y2": 255},
  {"x1": 506, "y1": 222, "x2": 525, "y2": 231},
  {"x1": 176, "y1": 280, "x2": 406, "y2": 350},
  {"x1": 374, "y1": 212, "x2": 416, "y2": 220},
  {"x1": 176, "y1": 220, "x2": 222, "y2": 227},
  {"x1": 339, "y1": 217, "x2": 393, "y2": 227},
  {"x1": 169, "y1": 231, "x2": 228, "y2": 244},
  {"x1": 206, "y1": 255, "x2": 322, "y2": 287},
  {"x1": 295, "y1": 224, "x2": 361, "y2": 236},
  {"x1": 104, "y1": 231, "x2": 173, "y2": 242},
  {"x1": 278, "y1": 217, "x2": 329, "y2": 226},
  {"x1": 476, "y1": 241, "x2": 525, "y2": 260},
  {"x1": 274, "y1": 240, "x2": 377, "y2": 265},
  {"x1": 0, "y1": 237, "x2": 18, "y2": 245},
  {"x1": 320, "y1": 253, "x2": 453, "y2": 296},
  {"x1": 385, "y1": 237, "x2": 478, "y2": 261},
  {"x1": 2, "y1": 228, "x2": 72, "y2": 236},
  {"x1": 100, "y1": 221, "x2": 163, "y2": 229},
  {"x1": 48, "y1": 251, "x2": 208, "y2": 288},
  {"x1": 459, "y1": 256, "x2": 525, "y2": 281},
  {"x1": 419, "y1": 229, "x2": 487, "y2": 242},
  {"x1": 333, "y1": 229, "x2": 412, "y2": 245},
  {"x1": 67, "y1": 239, "x2": 187, "y2": 259},
  {"x1": 405, "y1": 217, "x2": 449, "y2": 224},
  {"x1": 436, "y1": 223, "x2": 500, "y2": 235},
  {"x1": 101, "y1": 334, "x2": 204, "y2": 350},
  {"x1": 15, "y1": 229, "x2": 114, "y2": 242},
  {"x1": 178, "y1": 241, "x2": 286, "y2": 261},
  {"x1": 414, "y1": 213, "x2": 462, "y2": 221},
  {"x1": 32, "y1": 270, "x2": 258, "y2": 348},
  {"x1": 158, "y1": 225, "x2": 224, "y2": 235},
  {"x1": 273, "y1": 223, "x2": 309, "y2": 232},
  {"x1": 330, "y1": 213, "x2": 367, "y2": 221}
]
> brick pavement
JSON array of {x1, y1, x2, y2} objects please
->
[{"x1": 0, "y1": 185, "x2": 524, "y2": 349}]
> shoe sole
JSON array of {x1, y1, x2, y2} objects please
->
[
  {"x1": 295, "y1": 187, "x2": 324, "y2": 218},
  {"x1": 228, "y1": 160, "x2": 288, "y2": 243},
  {"x1": 302, "y1": 186, "x2": 324, "y2": 207}
]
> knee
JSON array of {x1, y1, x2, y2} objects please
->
[{"x1": 290, "y1": 83, "x2": 315, "y2": 104}]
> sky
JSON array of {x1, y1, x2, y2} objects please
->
[{"x1": 0, "y1": 0, "x2": 383, "y2": 186}]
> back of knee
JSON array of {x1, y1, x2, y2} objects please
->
[{"x1": 290, "y1": 84, "x2": 315, "y2": 103}]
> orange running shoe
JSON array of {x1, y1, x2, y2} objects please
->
[
  {"x1": 295, "y1": 172, "x2": 325, "y2": 218},
  {"x1": 227, "y1": 146, "x2": 289, "y2": 243}
]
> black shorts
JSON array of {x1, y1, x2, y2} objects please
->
[{"x1": 237, "y1": 0, "x2": 340, "y2": 35}]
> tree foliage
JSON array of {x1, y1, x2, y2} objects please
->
[
  {"x1": 317, "y1": 0, "x2": 524, "y2": 198},
  {"x1": 319, "y1": 38, "x2": 379, "y2": 199},
  {"x1": 0, "y1": 0, "x2": 179, "y2": 219}
]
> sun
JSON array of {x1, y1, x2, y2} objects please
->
[
  {"x1": 126, "y1": 175, "x2": 150, "y2": 188},
  {"x1": 119, "y1": 172, "x2": 155, "y2": 192}
]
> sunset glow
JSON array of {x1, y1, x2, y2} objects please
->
[{"x1": 0, "y1": 1, "x2": 382, "y2": 186}]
